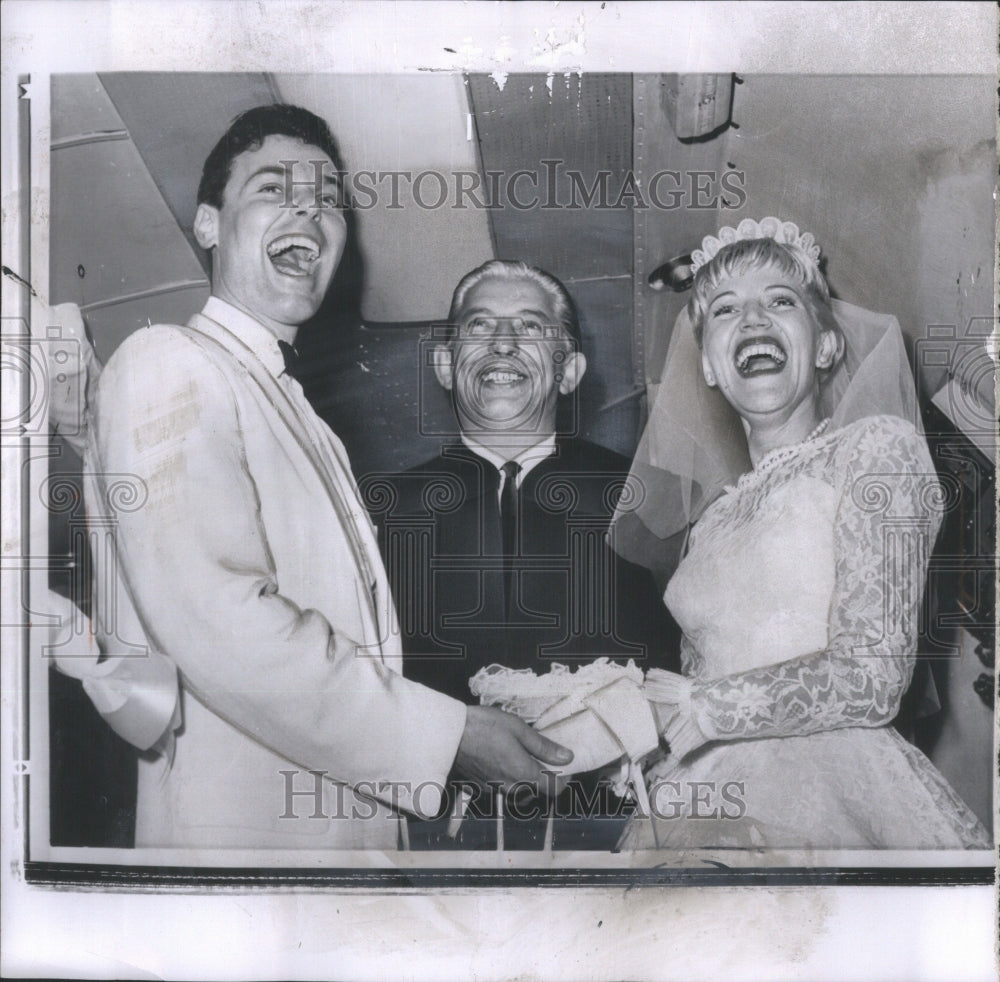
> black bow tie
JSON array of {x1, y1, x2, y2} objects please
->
[{"x1": 277, "y1": 340, "x2": 300, "y2": 380}]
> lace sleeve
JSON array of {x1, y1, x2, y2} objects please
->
[{"x1": 686, "y1": 417, "x2": 942, "y2": 746}]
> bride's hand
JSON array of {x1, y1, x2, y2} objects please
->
[
  {"x1": 643, "y1": 670, "x2": 709, "y2": 760},
  {"x1": 645, "y1": 669, "x2": 690, "y2": 728}
]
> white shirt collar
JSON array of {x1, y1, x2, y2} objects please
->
[
  {"x1": 459, "y1": 432, "x2": 557, "y2": 486},
  {"x1": 199, "y1": 297, "x2": 290, "y2": 379}
]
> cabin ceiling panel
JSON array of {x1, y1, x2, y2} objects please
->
[
  {"x1": 51, "y1": 73, "x2": 126, "y2": 142},
  {"x1": 50, "y1": 74, "x2": 209, "y2": 359},
  {"x1": 274, "y1": 74, "x2": 494, "y2": 324},
  {"x1": 99, "y1": 72, "x2": 280, "y2": 265}
]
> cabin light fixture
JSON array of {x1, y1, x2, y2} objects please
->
[
  {"x1": 648, "y1": 254, "x2": 694, "y2": 292},
  {"x1": 659, "y1": 74, "x2": 734, "y2": 141}
]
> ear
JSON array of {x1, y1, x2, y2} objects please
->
[
  {"x1": 815, "y1": 328, "x2": 841, "y2": 370},
  {"x1": 557, "y1": 351, "x2": 587, "y2": 395},
  {"x1": 701, "y1": 351, "x2": 718, "y2": 387},
  {"x1": 432, "y1": 344, "x2": 454, "y2": 390},
  {"x1": 193, "y1": 203, "x2": 220, "y2": 251}
]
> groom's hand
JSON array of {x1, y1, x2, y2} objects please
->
[{"x1": 454, "y1": 706, "x2": 573, "y2": 797}]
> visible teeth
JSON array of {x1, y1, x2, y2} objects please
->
[
  {"x1": 483, "y1": 370, "x2": 523, "y2": 383},
  {"x1": 266, "y1": 234, "x2": 320, "y2": 261},
  {"x1": 736, "y1": 342, "x2": 786, "y2": 370}
]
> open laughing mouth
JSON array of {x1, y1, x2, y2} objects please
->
[
  {"x1": 479, "y1": 365, "x2": 527, "y2": 386},
  {"x1": 266, "y1": 234, "x2": 321, "y2": 277},
  {"x1": 734, "y1": 336, "x2": 788, "y2": 377}
]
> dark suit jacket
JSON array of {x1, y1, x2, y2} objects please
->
[{"x1": 366, "y1": 438, "x2": 679, "y2": 703}]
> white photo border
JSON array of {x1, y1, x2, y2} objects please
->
[{"x1": 2, "y1": 2, "x2": 997, "y2": 980}]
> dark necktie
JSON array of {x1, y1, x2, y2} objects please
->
[
  {"x1": 500, "y1": 459, "x2": 521, "y2": 608},
  {"x1": 277, "y1": 340, "x2": 300, "y2": 380}
]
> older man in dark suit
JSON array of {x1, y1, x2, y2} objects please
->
[{"x1": 368, "y1": 260, "x2": 677, "y2": 850}]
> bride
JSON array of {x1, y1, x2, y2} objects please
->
[{"x1": 612, "y1": 218, "x2": 989, "y2": 849}]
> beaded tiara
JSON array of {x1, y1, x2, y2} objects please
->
[{"x1": 690, "y1": 217, "x2": 821, "y2": 275}]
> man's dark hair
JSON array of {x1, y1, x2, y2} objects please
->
[{"x1": 197, "y1": 103, "x2": 344, "y2": 208}]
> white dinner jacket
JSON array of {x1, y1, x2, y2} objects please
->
[{"x1": 85, "y1": 298, "x2": 466, "y2": 849}]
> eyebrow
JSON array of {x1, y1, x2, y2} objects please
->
[
  {"x1": 460, "y1": 306, "x2": 554, "y2": 321},
  {"x1": 241, "y1": 164, "x2": 341, "y2": 191},
  {"x1": 710, "y1": 284, "x2": 799, "y2": 304}
]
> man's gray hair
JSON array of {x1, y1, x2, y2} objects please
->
[{"x1": 447, "y1": 260, "x2": 582, "y2": 347}]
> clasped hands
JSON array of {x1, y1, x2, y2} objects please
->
[
  {"x1": 455, "y1": 669, "x2": 710, "y2": 802},
  {"x1": 454, "y1": 706, "x2": 573, "y2": 802}
]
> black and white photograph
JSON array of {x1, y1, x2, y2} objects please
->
[{"x1": 2, "y1": 2, "x2": 996, "y2": 979}]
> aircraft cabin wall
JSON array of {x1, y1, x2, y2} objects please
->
[{"x1": 44, "y1": 72, "x2": 995, "y2": 842}]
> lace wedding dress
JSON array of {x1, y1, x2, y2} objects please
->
[{"x1": 620, "y1": 415, "x2": 990, "y2": 850}]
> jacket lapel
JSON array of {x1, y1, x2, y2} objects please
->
[{"x1": 184, "y1": 313, "x2": 387, "y2": 654}]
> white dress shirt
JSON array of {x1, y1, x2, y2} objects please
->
[{"x1": 460, "y1": 432, "x2": 558, "y2": 497}]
